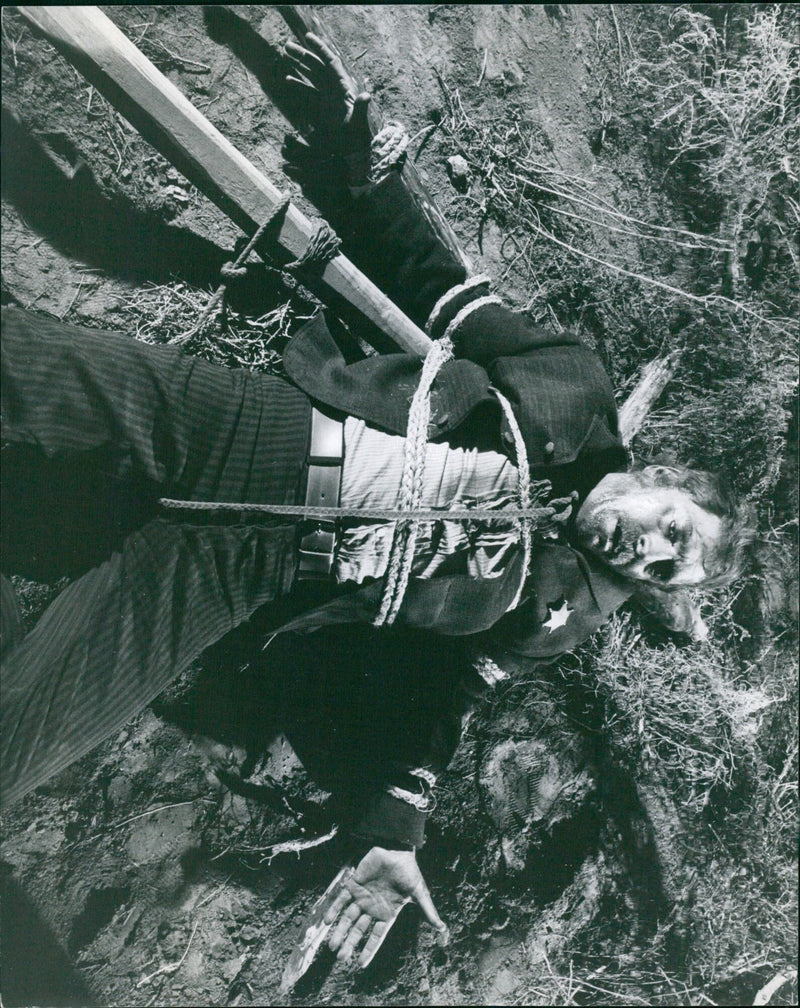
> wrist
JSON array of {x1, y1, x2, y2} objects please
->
[{"x1": 346, "y1": 837, "x2": 416, "y2": 864}]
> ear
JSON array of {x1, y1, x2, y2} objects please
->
[
  {"x1": 631, "y1": 583, "x2": 709, "y2": 641},
  {"x1": 640, "y1": 464, "x2": 680, "y2": 485}
]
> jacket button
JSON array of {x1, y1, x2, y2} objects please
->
[{"x1": 544, "y1": 441, "x2": 555, "y2": 456}]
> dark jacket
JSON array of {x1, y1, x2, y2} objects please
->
[
  {"x1": 278, "y1": 172, "x2": 632, "y2": 658},
  {"x1": 270, "y1": 174, "x2": 635, "y2": 845}
]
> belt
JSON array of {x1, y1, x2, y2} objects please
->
[{"x1": 296, "y1": 406, "x2": 344, "y2": 580}]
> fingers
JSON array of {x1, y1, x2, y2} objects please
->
[
  {"x1": 357, "y1": 918, "x2": 393, "y2": 968},
  {"x1": 298, "y1": 32, "x2": 358, "y2": 99},
  {"x1": 279, "y1": 865, "x2": 351, "y2": 992},
  {"x1": 412, "y1": 877, "x2": 449, "y2": 941},
  {"x1": 285, "y1": 72, "x2": 316, "y2": 92},
  {"x1": 322, "y1": 874, "x2": 354, "y2": 925},
  {"x1": 335, "y1": 904, "x2": 404, "y2": 966},
  {"x1": 335, "y1": 912, "x2": 372, "y2": 961},
  {"x1": 284, "y1": 39, "x2": 326, "y2": 72},
  {"x1": 328, "y1": 900, "x2": 361, "y2": 949},
  {"x1": 302, "y1": 32, "x2": 343, "y2": 73},
  {"x1": 284, "y1": 35, "x2": 346, "y2": 85},
  {"x1": 283, "y1": 40, "x2": 329, "y2": 96}
]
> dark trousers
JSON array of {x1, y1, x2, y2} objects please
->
[{"x1": 1, "y1": 307, "x2": 312, "y2": 806}]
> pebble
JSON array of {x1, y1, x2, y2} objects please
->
[{"x1": 447, "y1": 154, "x2": 470, "y2": 181}]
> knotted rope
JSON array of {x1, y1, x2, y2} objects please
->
[
  {"x1": 173, "y1": 196, "x2": 341, "y2": 345},
  {"x1": 491, "y1": 386, "x2": 534, "y2": 613},
  {"x1": 371, "y1": 345, "x2": 547, "y2": 626}
]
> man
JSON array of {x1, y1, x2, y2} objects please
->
[{"x1": 1, "y1": 32, "x2": 750, "y2": 984}]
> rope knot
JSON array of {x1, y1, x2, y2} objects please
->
[
  {"x1": 172, "y1": 195, "x2": 339, "y2": 345},
  {"x1": 285, "y1": 220, "x2": 342, "y2": 273},
  {"x1": 219, "y1": 261, "x2": 248, "y2": 280}
]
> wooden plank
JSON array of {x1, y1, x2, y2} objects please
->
[
  {"x1": 617, "y1": 351, "x2": 681, "y2": 446},
  {"x1": 16, "y1": 5, "x2": 433, "y2": 357}
]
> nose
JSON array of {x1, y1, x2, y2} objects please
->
[{"x1": 635, "y1": 532, "x2": 672, "y2": 560}]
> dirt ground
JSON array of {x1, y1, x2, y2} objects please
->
[{"x1": 1, "y1": 5, "x2": 797, "y2": 1007}]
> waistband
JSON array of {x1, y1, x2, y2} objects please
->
[{"x1": 296, "y1": 406, "x2": 344, "y2": 580}]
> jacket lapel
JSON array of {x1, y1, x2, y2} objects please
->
[
  {"x1": 275, "y1": 540, "x2": 633, "y2": 656},
  {"x1": 274, "y1": 549, "x2": 526, "y2": 637},
  {"x1": 283, "y1": 312, "x2": 489, "y2": 437},
  {"x1": 493, "y1": 541, "x2": 634, "y2": 657}
]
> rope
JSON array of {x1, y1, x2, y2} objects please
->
[
  {"x1": 370, "y1": 122, "x2": 409, "y2": 185},
  {"x1": 160, "y1": 353, "x2": 574, "y2": 625},
  {"x1": 491, "y1": 386, "x2": 533, "y2": 612},
  {"x1": 284, "y1": 220, "x2": 341, "y2": 271},
  {"x1": 158, "y1": 498, "x2": 559, "y2": 523},
  {"x1": 172, "y1": 197, "x2": 340, "y2": 345},
  {"x1": 373, "y1": 335, "x2": 454, "y2": 626}
]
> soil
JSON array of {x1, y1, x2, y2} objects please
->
[{"x1": 1, "y1": 6, "x2": 794, "y2": 1007}]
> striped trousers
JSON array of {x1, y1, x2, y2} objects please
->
[{"x1": 1, "y1": 307, "x2": 312, "y2": 806}]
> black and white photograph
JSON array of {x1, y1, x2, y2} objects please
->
[{"x1": 1, "y1": 5, "x2": 797, "y2": 1006}]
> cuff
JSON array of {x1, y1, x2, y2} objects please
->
[{"x1": 349, "y1": 791, "x2": 429, "y2": 849}]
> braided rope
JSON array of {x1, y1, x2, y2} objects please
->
[
  {"x1": 491, "y1": 387, "x2": 534, "y2": 612},
  {"x1": 158, "y1": 498, "x2": 556, "y2": 523},
  {"x1": 425, "y1": 274, "x2": 492, "y2": 337},
  {"x1": 371, "y1": 121, "x2": 410, "y2": 185},
  {"x1": 373, "y1": 335, "x2": 455, "y2": 626}
]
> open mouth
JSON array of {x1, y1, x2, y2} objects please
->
[
  {"x1": 608, "y1": 519, "x2": 623, "y2": 558},
  {"x1": 645, "y1": 559, "x2": 676, "y2": 582}
]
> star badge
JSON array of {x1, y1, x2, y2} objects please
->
[{"x1": 542, "y1": 599, "x2": 573, "y2": 633}]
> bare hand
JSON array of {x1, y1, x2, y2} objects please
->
[{"x1": 280, "y1": 847, "x2": 448, "y2": 991}]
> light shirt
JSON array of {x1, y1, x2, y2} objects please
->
[{"x1": 336, "y1": 416, "x2": 522, "y2": 585}]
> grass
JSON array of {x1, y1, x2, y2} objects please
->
[
  {"x1": 109, "y1": 279, "x2": 306, "y2": 373},
  {"x1": 624, "y1": 6, "x2": 800, "y2": 297},
  {"x1": 432, "y1": 4, "x2": 798, "y2": 509},
  {"x1": 423, "y1": 5, "x2": 799, "y2": 1004}
]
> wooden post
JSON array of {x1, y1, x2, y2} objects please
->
[
  {"x1": 16, "y1": 5, "x2": 433, "y2": 357},
  {"x1": 618, "y1": 351, "x2": 681, "y2": 447}
]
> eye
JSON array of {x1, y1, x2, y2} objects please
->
[{"x1": 668, "y1": 520, "x2": 678, "y2": 544}]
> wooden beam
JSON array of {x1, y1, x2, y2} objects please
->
[
  {"x1": 16, "y1": 5, "x2": 433, "y2": 357},
  {"x1": 617, "y1": 350, "x2": 681, "y2": 446}
]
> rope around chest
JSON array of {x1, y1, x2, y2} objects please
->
[{"x1": 159, "y1": 335, "x2": 574, "y2": 625}]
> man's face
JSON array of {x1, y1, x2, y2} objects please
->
[{"x1": 574, "y1": 470, "x2": 722, "y2": 587}]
